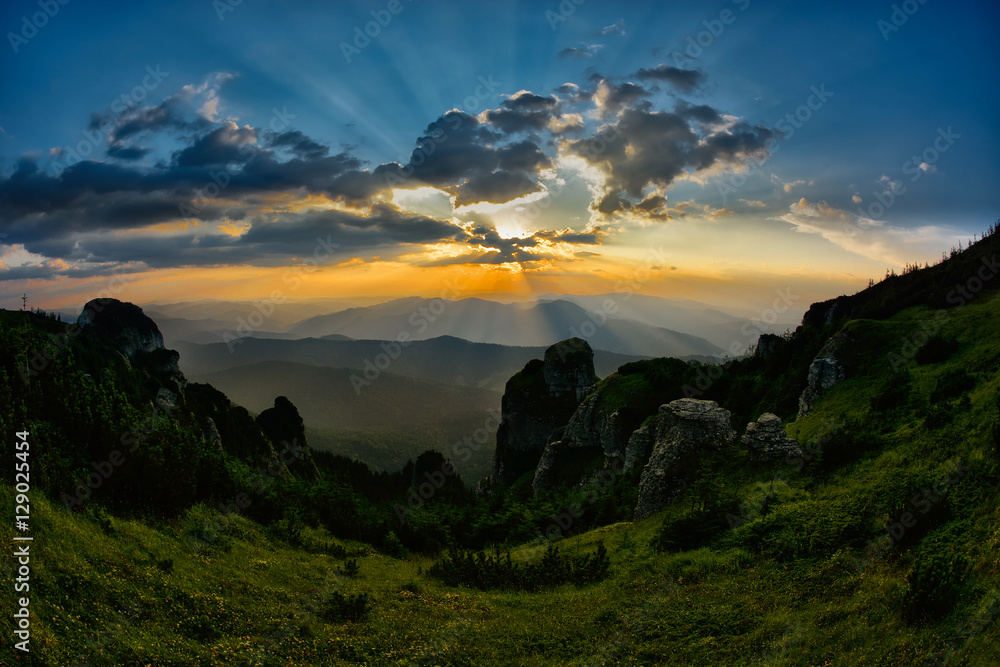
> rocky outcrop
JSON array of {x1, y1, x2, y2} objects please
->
[
  {"x1": 742, "y1": 413, "x2": 802, "y2": 462},
  {"x1": 79, "y1": 299, "x2": 187, "y2": 397},
  {"x1": 531, "y1": 389, "x2": 632, "y2": 495},
  {"x1": 797, "y1": 333, "x2": 849, "y2": 418},
  {"x1": 623, "y1": 424, "x2": 654, "y2": 474},
  {"x1": 76, "y1": 299, "x2": 313, "y2": 474},
  {"x1": 488, "y1": 338, "x2": 598, "y2": 489},
  {"x1": 78, "y1": 299, "x2": 165, "y2": 360},
  {"x1": 754, "y1": 333, "x2": 783, "y2": 359},
  {"x1": 634, "y1": 399, "x2": 736, "y2": 520}
]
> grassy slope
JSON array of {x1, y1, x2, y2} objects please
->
[{"x1": 3, "y1": 293, "x2": 999, "y2": 665}]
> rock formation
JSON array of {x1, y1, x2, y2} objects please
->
[
  {"x1": 742, "y1": 413, "x2": 802, "y2": 462},
  {"x1": 77, "y1": 299, "x2": 312, "y2": 473},
  {"x1": 488, "y1": 338, "x2": 598, "y2": 489},
  {"x1": 634, "y1": 399, "x2": 736, "y2": 520},
  {"x1": 754, "y1": 333, "x2": 783, "y2": 359},
  {"x1": 623, "y1": 423, "x2": 654, "y2": 474},
  {"x1": 531, "y1": 389, "x2": 632, "y2": 495},
  {"x1": 78, "y1": 299, "x2": 165, "y2": 359},
  {"x1": 797, "y1": 332, "x2": 849, "y2": 418}
]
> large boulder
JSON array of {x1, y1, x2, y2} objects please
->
[
  {"x1": 742, "y1": 413, "x2": 802, "y2": 462},
  {"x1": 634, "y1": 399, "x2": 735, "y2": 520},
  {"x1": 77, "y1": 299, "x2": 165, "y2": 359},
  {"x1": 797, "y1": 333, "x2": 848, "y2": 418},
  {"x1": 487, "y1": 338, "x2": 598, "y2": 489}
]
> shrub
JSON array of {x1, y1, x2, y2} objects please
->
[
  {"x1": 428, "y1": 542, "x2": 611, "y2": 591},
  {"x1": 321, "y1": 591, "x2": 370, "y2": 623},
  {"x1": 338, "y1": 559, "x2": 360, "y2": 578},
  {"x1": 914, "y1": 336, "x2": 959, "y2": 364},
  {"x1": 182, "y1": 614, "x2": 219, "y2": 641},
  {"x1": 930, "y1": 369, "x2": 976, "y2": 404},
  {"x1": 651, "y1": 510, "x2": 728, "y2": 553},
  {"x1": 904, "y1": 551, "x2": 969, "y2": 623},
  {"x1": 870, "y1": 371, "x2": 911, "y2": 412},
  {"x1": 380, "y1": 530, "x2": 406, "y2": 558},
  {"x1": 399, "y1": 581, "x2": 422, "y2": 595},
  {"x1": 813, "y1": 419, "x2": 886, "y2": 471}
]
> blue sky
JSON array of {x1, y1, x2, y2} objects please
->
[{"x1": 1, "y1": 0, "x2": 997, "y2": 310}]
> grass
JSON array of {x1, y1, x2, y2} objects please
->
[{"x1": 3, "y1": 282, "x2": 1000, "y2": 664}]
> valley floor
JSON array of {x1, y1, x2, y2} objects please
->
[{"x1": 2, "y1": 478, "x2": 997, "y2": 666}]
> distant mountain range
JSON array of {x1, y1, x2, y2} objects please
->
[
  {"x1": 287, "y1": 296, "x2": 729, "y2": 358},
  {"x1": 176, "y1": 335, "x2": 645, "y2": 392},
  {"x1": 140, "y1": 293, "x2": 783, "y2": 360}
]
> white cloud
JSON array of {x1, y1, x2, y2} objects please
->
[{"x1": 777, "y1": 198, "x2": 964, "y2": 266}]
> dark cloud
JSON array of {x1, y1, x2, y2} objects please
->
[
  {"x1": 458, "y1": 171, "x2": 540, "y2": 206},
  {"x1": 559, "y1": 47, "x2": 593, "y2": 59},
  {"x1": 13, "y1": 204, "x2": 468, "y2": 276},
  {"x1": 397, "y1": 111, "x2": 551, "y2": 205},
  {"x1": 173, "y1": 123, "x2": 260, "y2": 167},
  {"x1": 594, "y1": 79, "x2": 651, "y2": 116},
  {"x1": 568, "y1": 105, "x2": 773, "y2": 214},
  {"x1": 111, "y1": 97, "x2": 208, "y2": 142},
  {"x1": 266, "y1": 129, "x2": 329, "y2": 160},
  {"x1": 634, "y1": 64, "x2": 705, "y2": 93},
  {"x1": 483, "y1": 92, "x2": 558, "y2": 134},
  {"x1": 534, "y1": 228, "x2": 603, "y2": 244},
  {"x1": 688, "y1": 122, "x2": 774, "y2": 171},
  {"x1": 0, "y1": 62, "x2": 770, "y2": 280},
  {"x1": 675, "y1": 100, "x2": 723, "y2": 125},
  {"x1": 503, "y1": 92, "x2": 558, "y2": 112},
  {"x1": 106, "y1": 143, "x2": 152, "y2": 161}
]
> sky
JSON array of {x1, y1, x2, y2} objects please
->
[{"x1": 1, "y1": 0, "x2": 997, "y2": 315}]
